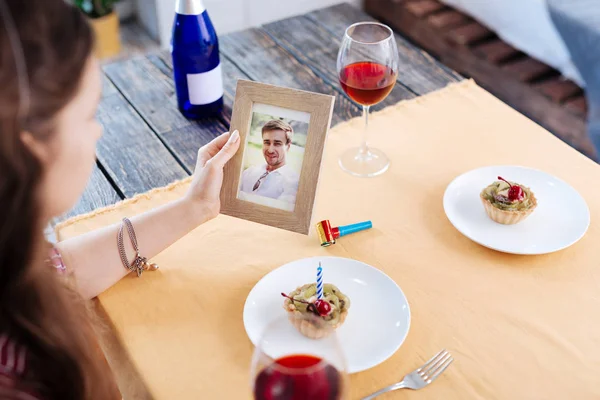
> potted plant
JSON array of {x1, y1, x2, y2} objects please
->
[{"x1": 75, "y1": 0, "x2": 122, "y2": 59}]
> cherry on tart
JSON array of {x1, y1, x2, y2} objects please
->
[
  {"x1": 497, "y1": 176, "x2": 525, "y2": 201},
  {"x1": 281, "y1": 293, "x2": 332, "y2": 317},
  {"x1": 315, "y1": 299, "x2": 332, "y2": 316},
  {"x1": 480, "y1": 176, "x2": 537, "y2": 225}
]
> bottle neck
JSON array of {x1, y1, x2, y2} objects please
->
[{"x1": 175, "y1": 0, "x2": 206, "y2": 15}]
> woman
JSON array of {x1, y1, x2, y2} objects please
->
[{"x1": 0, "y1": 0, "x2": 240, "y2": 398}]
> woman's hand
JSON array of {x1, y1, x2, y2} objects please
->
[{"x1": 184, "y1": 130, "x2": 240, "y2": 222}]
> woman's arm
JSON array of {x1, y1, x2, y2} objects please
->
[{"x1": 57, "y1": 130, "x2": 240, "y2": 299}]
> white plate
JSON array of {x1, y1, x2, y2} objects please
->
[
  {"x1": 443, "y1": 165, "x2": 590, "y2": 255},
  {"x1": 243, "y1": 256, "x2": 411, "y2": 373}
]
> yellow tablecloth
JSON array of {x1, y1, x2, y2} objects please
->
[{"x1": 57, "y1": 80, "x2": 600, "y2": 399}]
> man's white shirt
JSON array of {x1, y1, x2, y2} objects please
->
[{"x1": 239, "y1": 163, "x2": 299, "y2": 204}]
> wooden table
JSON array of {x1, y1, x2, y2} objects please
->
[{"x1": 60, "y1": 3, "x2": 463, "y2": 224}]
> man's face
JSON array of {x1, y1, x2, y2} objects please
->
[{"x1": 262, "y1": 129, "x2": 290, "y2": 168}]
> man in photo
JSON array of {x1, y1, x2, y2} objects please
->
[{"x1": 240, "y1": 119, "x2": 300, "y2": 205}]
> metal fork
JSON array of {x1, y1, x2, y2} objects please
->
[{"x1": 360, "y1": 349, "x2": 454, "y2": 399}]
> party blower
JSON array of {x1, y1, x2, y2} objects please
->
[{"x1": 316, "y1": 220, "x2": 373, "y2": 247}]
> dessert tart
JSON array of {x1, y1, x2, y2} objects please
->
[
  {"x1": 281, "y1": 283, "x2": 350, "y2": 339},
  {"x1": 480, "y1": 176, "x2": 537, "y2": 225}
]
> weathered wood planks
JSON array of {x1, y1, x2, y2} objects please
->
[
  {"x1": 148, "y1": 51, "x2": 252, "y2": 124},
  {"x1": 306, "y1": 3, "x2": 463, "y2": 93},
  {"x1": 218, "y1": 28, "x2": 362, "y2": 125},
  {"x1": 53, "y1": 164, "x2": 122, "y2": 225},
  {"x1": 103, "y1": 57, "x2": 229, "y2": 172},
  {"x1": 96, "y1": 76, "x2": 188, "y2": 197},
  {"x1": 262, "y1": 15, "x2": 415, "y2": 111},
  {"x1": 74, "y1": 4, "x2": 471, "y2": 219}
]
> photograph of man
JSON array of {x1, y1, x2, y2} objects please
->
[{"x1": 239, "y1": 119, "x2": 300, "y2": 206}]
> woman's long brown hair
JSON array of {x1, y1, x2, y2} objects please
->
[{"x1": 0, "y1": 0, "x2": 118, "y2": 398}]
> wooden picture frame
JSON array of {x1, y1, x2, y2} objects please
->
[{"x1": 220, "y1": 80, "x2": 335, "y2": 234}]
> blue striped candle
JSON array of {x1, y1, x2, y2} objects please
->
[{"x1": 316, "y1": 263, "x2": 324, "y2": 299}]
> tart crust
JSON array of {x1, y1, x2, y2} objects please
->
[
  {"x1": 480, "y1": 190, "x2": 538, "y2": 225},
  {"x1": 286, "y1": 309, "x2": 348, "y2": 339}
]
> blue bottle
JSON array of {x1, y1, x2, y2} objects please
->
[{"x1": 171, "y1": 0, "x2": 224, "y2": 119}]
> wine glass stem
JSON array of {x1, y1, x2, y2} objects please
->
[{"x1": 360, "y1": 105, "x2": 370, "y2": 156}]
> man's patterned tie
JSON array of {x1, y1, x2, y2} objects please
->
[{"x1": 253, "y1": 171, "x2": 270, "y2": 191}]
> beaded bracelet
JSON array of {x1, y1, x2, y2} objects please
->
[{"x1": 117, "y1": 217, "x2": 158, "y2": 277}]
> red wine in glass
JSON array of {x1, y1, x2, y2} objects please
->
[
  {"x1": 253, "y1": 354, "x2": 343, "y2": 400},
  {"x1": 339, "y1": 61, "x2": 397, "y2": 106},
  {"x1": 336, "y1": 21, "x2": 400, "y2": 177}
]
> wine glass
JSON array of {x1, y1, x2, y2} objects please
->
[
  {"x1": 337, "y1": 22, "x2": 400, "y2": 177},
  {"x1": 250, "y1": 314, "x2": 349, "y2": 400}
]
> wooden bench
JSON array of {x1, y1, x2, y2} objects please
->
[{"x1": 364, "y1": 0, "x2": 596, "y2": 160}]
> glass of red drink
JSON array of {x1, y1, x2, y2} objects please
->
[
  {"x1": 250, "y1": 314, "x2": 348, "y2": 400},
  {"x1": 337, "y1": 22, "x2": 400, "y2": 177}
]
